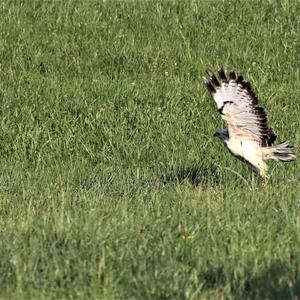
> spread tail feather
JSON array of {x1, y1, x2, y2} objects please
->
[{"x1": 263, "y1": 141, "x2": 296, "y2": 162}]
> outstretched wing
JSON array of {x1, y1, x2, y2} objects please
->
[{"x1": 203, "y1": 66, "x2": 277, "y2": 147}]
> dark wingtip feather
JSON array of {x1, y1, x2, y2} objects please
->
[
  {"x1": 206, "y1": 69, "x2": 220, "y2": 87},
  {"x1": 203, "y1": 76, "x2": 216, "y2": 94},
  {"x1": 217, "y1": 65, "x2": 227, "y2": 81},
  {"x1": 229, "y1": 71, "x2": 236, "y2": 80},
  {"x1": 236, "y1": 75, "x2": 244, "y2": 84},
  {"x1": 206, "y1": 69, "x2": 214, "y2": 77}
]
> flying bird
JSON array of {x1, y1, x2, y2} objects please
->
[{"x1": 203, "y1": 66, "x2": 295, "y2": 181}]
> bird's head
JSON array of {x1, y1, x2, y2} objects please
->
[{"x1": 213, "y1": 129, "x2": 229, "y2": 142}]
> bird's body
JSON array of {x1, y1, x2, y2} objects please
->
[
  {"x1": 224, "y1": 134, "x2": 268, "y2": 176},
  {"x1": 203, "y1": 67, "x2": 295, "y2": 180}
]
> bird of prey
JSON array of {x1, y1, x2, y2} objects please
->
[{"x1": 203, "y1": 66, "x2": 295, "y2": 181}]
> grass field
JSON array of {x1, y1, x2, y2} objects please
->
[{"x1": 0, "y1": 0, "x2": 299, "y2": 299}]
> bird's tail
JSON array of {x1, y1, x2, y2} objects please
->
[{"x1": 263, "y1": 141, "x2": 296, "y2": 162}]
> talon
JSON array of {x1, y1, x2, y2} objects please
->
[{"x1": 261, "y1": 173, "x2": 270, "y2": 185}]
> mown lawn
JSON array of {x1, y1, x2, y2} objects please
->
[{"x1": 0, "y1": 0, "x2": 299, "y2": 299}]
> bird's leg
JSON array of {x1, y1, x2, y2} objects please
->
[
  {"x1": 261, "y1": 172, "x2": 270, "y2": 185},
  {"x1": 251, "y1": 170, "x2": 255, "y2": 183}
]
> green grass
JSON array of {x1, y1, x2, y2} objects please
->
[{"x1": 0, "y1": 0, "x2": 299, "y2": 298}]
